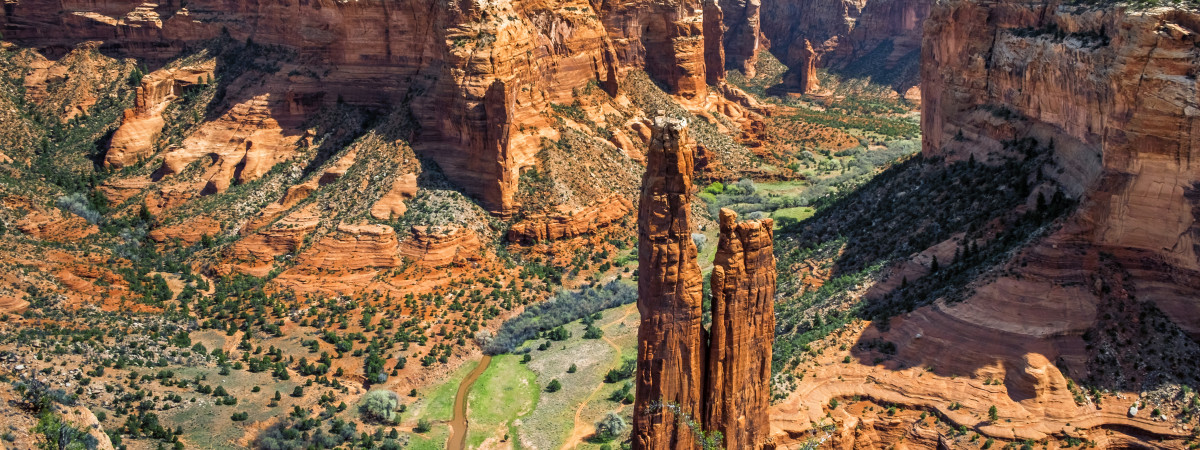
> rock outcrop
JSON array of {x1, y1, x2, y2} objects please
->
[
  {"x1": 105, "y1": 61, "x2": 215, "y2": 168},
  {"x1": 634, "y1": 117, "x2": 706, "y2": 449},
  {"x1": 719, "y1": 0, "x2": 762, "y2": 76},
  {"x1": 397, "y1": 225, "x2": 482, "y2": 267},
  {"x1": 1, "y1": 0, "x2": 748, "y2": 214},
  {"x1": 705, "y1": 209, "x2": 775, "y2": 449},
  {"x1": 635, "y1": 119, "x2": 775, "y2": 449},
  {"x1": 767, "y1": 2, "x2": 1200, "y2": 447},
  {"x1": 370, "y1": 174, "x2": 419, "y2": 221},
  {"x1": 506, "y1": 195, "x2": 633, "y2": 243}
]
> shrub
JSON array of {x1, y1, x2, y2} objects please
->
[
  {"x1": 231, "y1": 412, "x2": 249, "y2": 421},
  {"x1": 56, "y1": 193, "x2": 102, "y2": 224},
  {"x1": 703, "y1": 182, "x2": 725, "y2": 195},
  {"x1": 546, "y1": 379, "x2": 562, "y2": 393},
  {"x1": 604, "y1": 358, "x2": 635, "y2": 383},
  {"x1": 593, "y1": 412, "x2": 627, "y2": 442},
  {"x1": 361, "y1": 390, "x2": 401, "y2": 424},
  {"x1": 414, "y1": 419, "x2": 432, "y2": 433},
  {"x1": 485, "y1": 282, "x2": 635, "y2": 355},
  {"x1": 34, "y1": 413, "x2": 97, "y2": 449},
  {"x1": 583, "y1": 325, "x2": 604, "y2": 340}
]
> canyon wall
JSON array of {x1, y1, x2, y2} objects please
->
[
  {"x1": 921, "y1": 0, "x2": 1200, "y2": 336},
  {"x1": 635, "y1": 119, "x2": 775, "y2": 449},
  {"x1": 767, "y1": 1, "x2": 1200, "y2": 446},
  {"x1": 759, "y1": 0, "x2": 930, "y2": 91},
  {"x1": 1, "y1": 0, "x2": 730, "y2": 214}
]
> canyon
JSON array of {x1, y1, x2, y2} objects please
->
[{"x1": 1, "y1": 0, "x2": 1199, "y2": 446}]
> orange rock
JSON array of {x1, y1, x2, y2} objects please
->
[
  {"x1": 370, "y1": 173, "x2": 419, "y2": 221},
  {"x1": 398, "y1": 226, "x2": 482, "y2": 267},
  {"x1": 705, "y1": 209, "x2": 775, "y2": 449},
  {"x1": 106, "y1": 61, "x2": 215, "y2": 169},
  {"x1": 507, "y1": 195, "x2": 633, "y2": 243},
  {"x1": 296, "y1": 223, "x2": 402, "y2": 272},
  {"x1": 148, "y1": 216, "x2": 221, "y2": 245},
  {"x1": 12, "y1": 200, "x2": 98, "y2": 242}
]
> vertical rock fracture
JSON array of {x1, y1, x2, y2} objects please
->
[{"x1": 634, "y1": 118, "x2": 776, "y2": 449}]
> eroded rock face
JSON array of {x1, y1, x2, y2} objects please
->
[
  {"x1": 506, "y1": 194, "x2": 633, "y2": 243},
  {"x1": 705, "y1": 209, "x2": 775, "y2": 449},
  {"x1": 921, "y1": 1, "x2": 1200, "y2": 335},
  {"x1": 634, "y1": 117, "x2": 705, "y2": 449},
  {"x1": 397, "y1": 225, "x2": 482, "y2": 267},
  {"x1": 635, "y1": 120, "x2": 775, "y2": 449},
  {"x1": 3, "y1": 0, "x2": 742, "y2": 214},
  {"x1": 719, "y1": 0, "x2": 761, "y2": 76},
  {"x1": 767, "y1": 3, "x2": 1200, "y2": 447},
  {"x1": 106, "y1": 61, "x2": 215, "y2": 168}
]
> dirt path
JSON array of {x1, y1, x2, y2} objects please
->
[
  {"x1": 448, "y1": 355, "x2": 492, "y2": 450},
  {"x1": 560, "y1": 305, "x2": 636, "y2": 450}
]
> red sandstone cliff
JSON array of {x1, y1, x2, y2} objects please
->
[
  {"x1": 921, "y1": 1, "x2": 1200, "y2": 336},
  {"x1": 106, "y1": 61, "x2": 215, "y2": 168},
  {"x1": 770, "y1": 1, "x2": 1200, "y2": 446},
  {"x1": 705, "y1": 208, "x2": 775, "y2": 449},
  {"x1": 1, "y1": 0, "x2": 737, "y2": 214}
]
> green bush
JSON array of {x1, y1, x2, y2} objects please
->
[
  {"x1": 604, "y1": 359, "x2": 635, "y2": 383},
  {"x1": 361, "y1": 390, "x2": 401, "y2": 424},
  {"x1": 414, "y1": 419, "x2": 432, "y2": 433}
]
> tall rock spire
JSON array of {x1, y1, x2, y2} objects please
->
[
  {"x1": 705, "y1": 208, "x2": 776, "y2": 449},
  {"x1": 634, "y1": 119, "x2": 777, "y2": 449},
  {"x1": 633, "y1": 117, "x2": 706, "y2": 449}
]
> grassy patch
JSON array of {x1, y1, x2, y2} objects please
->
[
  {"x1": 409, "y1": 360, "x2": 480, "y2": 423},
  {"x1": 466, "y1": 354, "x2": 540, "y2": 446},
  {"x1": 772, "y1": 206, "x2": 815, "y2": 223},
  {"x1": 506, "y1": 303, "x2": 640, "y2": 449}
]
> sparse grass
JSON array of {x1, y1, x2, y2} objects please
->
[
  {"x1": 409, "y1": 359, "x2": 480, "y2": 424},
  {"x1": 508, "y1": 303, "x2": 640, "y2": 449}
]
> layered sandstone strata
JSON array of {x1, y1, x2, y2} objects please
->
[
  {"x1": 634, "y1": 117, "x2": 706, "y2": 449},
  {"x1": 921, "y1": 1, "x2": 1200, "y2": 335},
  {"x1": 506, "y1": 195, "x2": 633, "y2": 243},
  {"x1": 370, "y1": 174, "x2": 419, "y2": 221},
  {"x1": 2, "y1": 0, "x2": 738, "y2": 214},
  {"x1": 635, "y1": 119, "x2": 775, "y2": 449},
  {"x1": 705, "y1": 209, "x2": 775, "y2": 449},
  {"x1": 767, "y1": 2, "x2": 1200, "y2": 446},
  {"x1": 397, "y1": 226, "x2": 482, "y2": 267}
]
